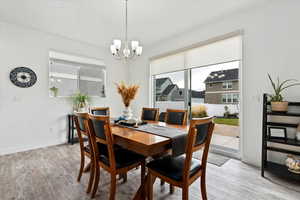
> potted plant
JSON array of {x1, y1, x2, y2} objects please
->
[
  {"x1": 50, "y1": 86, "x2": 58, "y2": 97},
  {"x1": 72, "y1": 92, "x2": 90, "y2": 112},
  {"x1": 115, "y1": 81, "x2": 139, "y2": 120},
  {"x1": 268, "y1": 74, "x2": 300, "y2": 112}
]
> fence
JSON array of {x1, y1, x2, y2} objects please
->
[{"x1": 155, "y1": 101, "x2": 239, "y2": 117}]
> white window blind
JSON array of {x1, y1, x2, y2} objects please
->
[
  {"x1": 150, "y1": 36, "x2": 242, "y2": 75},
  {"x1": 150, "y1": 53, "x2": 185, "y2": 75}
]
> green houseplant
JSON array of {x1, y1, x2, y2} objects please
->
[
  {"x1": 268, "y1": 74, "x2": 300, "y2": 112},
  {"x1": 50, "y1": 86, "x2": 58, "y2": 97},
  {"x1": 72, "y1": 92, "x2": 90, "y2": 112}
]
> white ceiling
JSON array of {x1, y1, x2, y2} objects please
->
[{"x1": 0, "y1": 0, "x2": 269, "y2": 47}]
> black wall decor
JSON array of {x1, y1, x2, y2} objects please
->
[{"x1": 10, "y1": 67, "x2": 37, "y2": 88}]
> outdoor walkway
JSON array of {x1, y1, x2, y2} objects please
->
[{"x1": 212, "y1": 124, "x2": 239, "y2": 150}]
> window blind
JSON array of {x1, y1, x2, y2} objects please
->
[{"x1": 150, "y1": 35, "x2": 242, "y2": 75}]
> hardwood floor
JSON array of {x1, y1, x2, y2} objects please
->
[{"x1": 0, "y1": 144, "x2": 299, "y2": 200}]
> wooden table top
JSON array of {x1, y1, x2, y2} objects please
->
[{"x1": 111, "y1": 121, "x2": 188, "y2": 157}]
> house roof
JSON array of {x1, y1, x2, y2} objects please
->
[
  {"x1": 162, "y1": 84, "x2": 178, "y2": 95},
  {"x1": 156, "y1": 77, "x2": 171, "y2": 88},
  {"x1": 204, "y1": 68, "x2": 239, "y2": 83}
]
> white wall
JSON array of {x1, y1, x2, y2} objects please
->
[
  {"x1": 129, "y1": 1, "x2": 300, "y2": 166},
  {"x1": 0, "y1": 22, "x2": 128, "y2": 155}
]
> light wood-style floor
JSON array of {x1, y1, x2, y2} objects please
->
[{"x1": 0, "y1": 144, "x2": 299, "y2": 200}]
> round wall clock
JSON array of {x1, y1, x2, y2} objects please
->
[{"x1": 10, "y1": 67, "x2": 37, "y2": 88}]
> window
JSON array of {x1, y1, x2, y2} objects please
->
[
  {"x1": 222, "y1": 93, "x2": 239, "y2": 104},
  {"x1": 222, "y1": 81, "x2": 233, "y2": 89},
  {"x1": 49, "y1": 59, "x2": 106, "y2": 97}
]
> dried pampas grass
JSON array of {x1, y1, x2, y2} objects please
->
[{"x1": 115, "y1": 81, "x2": 139, "y2": 107}]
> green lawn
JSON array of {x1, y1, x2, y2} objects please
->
[{"x1": 213, "y1": 118, "x2": 239, "y2": 126}]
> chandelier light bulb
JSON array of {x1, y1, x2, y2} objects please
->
[
  {"x1": 113, "y1": 39, "x2": 121, "y2": 50},
  {"x1": 131, "y1": 41, "x2": 139, "y2": 51},
  {"x1": 136, "y1": 46, "x2": 143, "y2": 56}
]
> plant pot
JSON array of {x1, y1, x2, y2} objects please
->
[{"x1": 271, "y1": 101, "x2": 288, "y2": 112}]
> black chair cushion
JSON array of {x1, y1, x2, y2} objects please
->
[
  {"x1": 99, "y1": 146, "x2": 144, "y2": 169},
  {"x1": 92, "y1": 110, "x2": 108, "y2": 116},
  {"x1": 195, "y1": 123, "x2": 209, "y2": 146},
  {"x1": 167, "y1": 112, "x2": 185, "y2": 125},
  {"x1": 159, "y1": 112, "x2": 166, "y2": 122},
  {"x1": 142, "y1": 110, "x2": 157, "y2": 121},
  {"x1": 147, "y1": 155, "x2": 201, "y2": 181},
  {"x1": 91, "y1": 119, "x2": 106, "y2": 140}
]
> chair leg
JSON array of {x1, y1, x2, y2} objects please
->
[
  {"x1": 77, "y1": 154, "x2": 85, "y2": 182},
  {"x1": 91, "y1": 165, "x2": 100, "y2": 198},
  {"x1": 169, "y1": 184, "x2": 175, "y2": 194},
  {"x1": 147, "y1": 174, "x2": 156, "y2": 200},
  {"x1": 182, "y1": 186, "x2": 189, "y2": 200},
  {"x1": 201, "y1": 174, "x2": 207, "y2": 200},
  {"x1": 141, "y1": 161, "x2": 146, "y2": 183},
  {"x1": 86, "y1": 162, "x2": 95, "y2": 194},
  {"x1": 109, "y1": 174, "x2": 117, "y2": 200}
]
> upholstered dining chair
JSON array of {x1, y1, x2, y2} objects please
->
[
  {"x1": 86, "y1": 115, "x2": 146, "y2": 199},
  {"x1": 141, "y1": 107, "x2": 159, "y2": 121},
  {"x1": 158, "y1": 112, "x2": 166, "y2": 122},
  {"x1": 73, "y1": 112, "x2": 95, "y2": 194},
  {"x1": 90, "y1": 107, "x2": 110, "y2": 116},
  {"x1": 166, "y1": 109, "x2": 188, "y2": 125},
  {"x1": 147, "y1": 117, "x2": 215, "y2": 200}
]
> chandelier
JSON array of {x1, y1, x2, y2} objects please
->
[{"x1": 110, "y1": 0, "x2": 142, "y2": 59}]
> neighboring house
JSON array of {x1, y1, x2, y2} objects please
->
[
  {"x1": 155, "y1": 77, "x2": 205, "y2": 102},
  {"x1": 204, "y1": 68, "x2": 239, "y2": 104},
  {"x1": 155, "y1": 77, "x2": 173, "y2": 100}
]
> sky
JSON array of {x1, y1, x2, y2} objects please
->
[{"x1": 156, "y1": 61, "x2": 239, "y2": 91}]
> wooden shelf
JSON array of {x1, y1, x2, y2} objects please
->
[
  {"x1": 267, "y1": 111, "x2": 300, "y2": 117},
  {"x1": 264, "y1": 161, "x2": 300, "y2": 182},
  {"x1": 266, "y1": 146, "x2": 300, "y2": 156},
  {"x1": 266, "y1": 122, "x2": 298, "y2": 128},
  {"x1": 267, "y1": 138, "x2": 300, "y2": 147}
]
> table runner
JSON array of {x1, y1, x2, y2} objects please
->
[{"x1": 117, "y1": 123, "x2": 188, "y2": 157}]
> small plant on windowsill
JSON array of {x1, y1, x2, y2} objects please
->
[{"x1": 268, "y1": 74, "x2": 300, "y2": 112}]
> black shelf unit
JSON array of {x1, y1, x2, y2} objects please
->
[{"x1": 262, "y1": 93, "x2": 300, "y2": 181}]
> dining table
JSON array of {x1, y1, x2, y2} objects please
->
[{"x1": 110, "y1": 121, "x2": 189, "y2": 200}]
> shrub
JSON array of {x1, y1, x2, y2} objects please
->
[{"x1": 191, "y1": 105, "x2": 208, "y2": 118}]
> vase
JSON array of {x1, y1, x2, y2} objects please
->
[{"x1": 123, "y1": 106, "x2": 133, "y2": 120}]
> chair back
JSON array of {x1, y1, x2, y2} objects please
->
[
  {"x1": 141, "y1": 107, "x2": 159, "y2": 121},
  {"x1": 166, "y1": 109, "x2": 187, "y2": 125},
  {"x1": 90, "y1": 107, "x2": 110, "y2": 116},
  {"x1": 158, "y1": 112, "x2": 166, "y2": 122},
  {"x1": 183, "y1": 117, "x2": 215, "y2": 182},
  {"x1": 86, "y1": 114, "x2": 117, "y2": 169},
  {"x1": 73, "y1": 112, "x2": 90, "y2": 151}
]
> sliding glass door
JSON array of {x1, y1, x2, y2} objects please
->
[{"x1": 190, "y1": 61, "x2": 240, "y2": 154}]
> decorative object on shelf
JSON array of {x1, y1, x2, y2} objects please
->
[
  {"x1": 115, "y1": 81, "x2": 139, "y2": 120},
  {"x1": 286, "y1": 155, "x2": 300, "y2": 174},
  {"x1": 267, "y1": 74, "x2": 300, "y2": 112},
  {"x1": 72, "y1": 92, "x2": 90, "y2": 112},
  {"x1": 50, "y1": 86, "x2": 58, "y2": 97},
  {"x1": 268, "y1": 126, "x2": 287, "y2": 140},
  {"x1": 110, "y1": 0, "x2": 143, "y2": 60},
  {"x1": 10, "y1": 67, "x2": 37, "y2": 88}
]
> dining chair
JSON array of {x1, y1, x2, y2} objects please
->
[
  {"x1": 166, "y1": 109, "x2": 188, "y2": 125},
  {"x1": 86, "y1": 115, "x2": 146, "y2": 199},
  {"x1": 73, "y1": 112, "x2": 95, "y2": 194},
  {"x1": 90, "y1": 107, "x2": 110, "y2": 116},
  {"x1": 158, "y1": 112, "x2": 166, "y2": 122},
  {"x1": 147, "y1": 117, "x2": 215, "y2": 200},
  {"x1": 141, "y1": 107, "x2": 159, "y2": 121}
]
